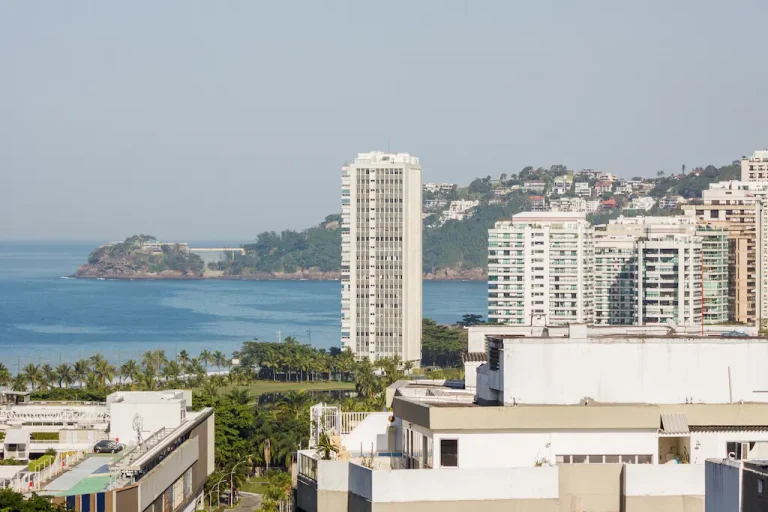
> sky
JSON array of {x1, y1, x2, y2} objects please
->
[{"x1": 2, "y1": 1, "x2": 767, "y2": 241}]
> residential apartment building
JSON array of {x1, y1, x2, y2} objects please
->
[
  {"x1": 549, "y1": 197, "x2": 599, "y2": 214},
  {"x1": 741, "y1": 149, "x2": 768, "y2": 182},
  {"x1": 627, "y1": 196, "x2": 656, "y2": 211},
  {"x1": 341, "y1": 152, "x2": 422, "y2": 363},
  {"x1": 441, "y1": 199, "x2": 479, "y2": 222},
  {"x1": 298, "y1": 327, "x2": 768, "y2": 512},
  {"x1": 522, "y1": 180, "x2": 545, "y2": 193},
  {"x1": 592, "y1": 216, "x2": 727, "y2": 326},
  {"x1": 660, "y1": 195, "x2": 685, "y2": 210},
  {"x1": 528, "y1": 195, "x2": 547, "y2": 212},
  {"x1": 595, "y1": 180, "x2": 613, "y2": 195},
  {"x1": 488, "y1": 212, "x2": 594, "y2": 326},
  {"x1": 684, "y1": 181, "x2": 768, "y2": 325},
  {"x1": 574, "y1": 181, "x2": 591, "y2": 196}
]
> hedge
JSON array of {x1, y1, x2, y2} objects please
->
[
  {"x1": 30, "y1": 432, "x2": 60, "y2": 441},
  {"x1": 28, "y1": 455, "x2": 55, "y2": 472}
]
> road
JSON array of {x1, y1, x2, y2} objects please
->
[{"x1": 232, "y1": 492, "x2": 262, "y2": 512}]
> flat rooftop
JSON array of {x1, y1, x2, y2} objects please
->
[{"x1": 42, "y1": 454, "x2": 120, "y2": 496}]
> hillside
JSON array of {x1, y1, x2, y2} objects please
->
[
  {"x1": 75, "y1": 235, "x2": 205, "y2": 278},
  {"x1": 207, "y1": 215, "x2": 341, "y2": 278},
  {"x1": 75, "y1": 162, "x2": 741, "y2": 280}
]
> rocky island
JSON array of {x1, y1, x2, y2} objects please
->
[{"x1": 74, "y1": 235, "x2": 205, "y2": 279}]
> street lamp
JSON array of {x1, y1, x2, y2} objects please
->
[
  {"x1": 206, "y1": 476, "x2": 226, "y2": 512},
  {"x1": 230, "y1": 455, "x2": 251, "y2": 506}
]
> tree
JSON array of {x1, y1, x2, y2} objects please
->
[
  {"x1": 22, "y1": 363, "x2": 41, "y2": 391},
  {"x1": 177, "y1": 349, "x2": 190, "y2": 369},
  {"x1": 93, "y1": 359, "x2": 115, "y2": 387},
  {"x1": 0, "y1": 363, "x2": 11, "y2": 388},
  {"x1": 213, "y1": 350, "x2": 227, "y2": 374},
  {"x1": 73, "y1": 360, "x2": 90, "y2": 387},
  {"x1": 120, "y1": 360, "x2": 140, "y2": 386},
  {"x1": 657, "y1": 170, "x2": 665, "y2": 177},
  {"x1": 199, "y1": 350, "x2": 213, "y2": 372},
  {"x1": 457, "y1": 313, "x2": 484, "y2": 327},
  {"x1": 55, "y1": 363, "x2": 74, "y2": 388},
  {"x1": 39, "y1": 364, "x2": 56, "y2": 391},
  {"x1": 0, "y1": 488, "x2": 65, "y2": 511},
  {"x1": 421, "y1": 318, "x2": 467, "y2": 367}
]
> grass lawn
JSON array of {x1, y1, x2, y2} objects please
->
[
  {"x1": 212, "y1": 380, "x2": 355, "y2": 397},
  {"x1": 240, "y1": 477, "x2": 269, "y2": 494}
]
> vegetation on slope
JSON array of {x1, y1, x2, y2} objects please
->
[
  {"x1": 79, "y1": 235, "x2": 204, "y2": 277},
  {"x1": 649, "y1": 163, "x2": 740, "y2": 198},
  {"x1": 208, "y1": 215, "x2": 341, "y2": 275}
]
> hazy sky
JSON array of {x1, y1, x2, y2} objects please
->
[{"x1": 2, "y1": 1, "x2": 767, "y2": 240}]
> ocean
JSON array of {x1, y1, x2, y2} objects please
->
[{"x1": 0, "y1": 241, "x2": 486, "y2": 370}]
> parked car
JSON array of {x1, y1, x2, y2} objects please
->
[
  {"x1": 94, "y1": 440, "x2": 124, "y2": 453},
  {"x1": 720, "y1": 331, "x2": 747, "y2": 338}
]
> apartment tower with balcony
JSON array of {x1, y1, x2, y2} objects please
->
[
  {"x1": 488, "y1": 212, "x2": 594, "y2": 325},
  {"x1": 593, "y1": 216, "x2": 721, "y2": 326},
  {"x1": 683, "y1": 181, "x2": 768, "y2": 325},
  {"x1": 341, "y1": 152, "x2": 422, "y2": 362}
]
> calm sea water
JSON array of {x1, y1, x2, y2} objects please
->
[{"x1": 0, "y1": 242, "x2": 486, "y2": 369}]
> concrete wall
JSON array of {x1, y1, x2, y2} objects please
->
[
  {"x1": 624, "y1": 464, "x2": 704, "y2": 497},
  {"x1": 424, "y1": 430, "x2": 657, "y2": 468},
  {"x1": 342, "y1": 413, "x2": 394, "y2": 455},
  {"x1": 690, "y1": 431, "x2": 768, "y2": 464},
  {"x1": 110, "y1": 401, "x2": 183, "y2": 445},
  {"x1": 705, "y1": 459, "x2": 741, "y2": 512},
  {"x1": 499, "y1": 340, "x2": 768, "y2": 405},
  {"x1": 558, "y1": 463, "x2": 622, "y2": 512},
  {"x1": 139, "y1": 437, "x2": 198, "y2": 511}
]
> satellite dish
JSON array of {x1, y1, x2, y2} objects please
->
[
  {"x1": 132, "y1": 413, "x2": 144, "y2": 445},
  {"x1": 666, "y1": 319, "x2": 677, "y2": 330}
]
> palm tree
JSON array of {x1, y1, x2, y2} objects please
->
[
  {"x1": 354, "y1": 360, "x2": 380, "y2": 400},
  {"x1": 138, "y1": 367, "x2": 157, "y2": 391},
  {"x1": 177, "y1": 349, "x2": 190, "y2": 369},
  {"x1": 84, "y1": 371, "x2": 100, "y2": 391},
  {"x1": 262, "y1": 350, "x2": 279, "y2": 381},
  {"x1": 93, "y1": 359, "x2": 115, "y2": 387},
  {"x1": 22, "y1": 363, "x2": 41, "y2": 391},
  {"x1": 55, "y1": 363, "x2": 74, "y2": 388},
  {"x1": 199, "y1": 379, "x2": 218, "y2": 402},
  {"x1": 73, "y1": 359, "x2": 90, "y2": 388},
  {"x1": 199, "y1": 350, "x2": 212, "y2": 373},
  {"x1": 162, "y1": 361, "x2": 182, "y2": 388},
  {"x1": 0, "y1": 363, "x2": 12, "y2": 388},
  {"x1": 40, "y1": 364, "x2": 56, "y2": 391},
  {"x1": 119, "y1": 360, "x2": 140, "y2": 386},
  {"x1": 403, "y1": 360, "x2": 414, "y2": 375},
  {"x1": 212, "y1": 350, "x2": 227, "y2": 374},
  {"x1": 11, "y1": 374, "x2": 27, "y2": 392},
  {"x1": 89, "y1": 353, "x2": 106, "y2": 369}
]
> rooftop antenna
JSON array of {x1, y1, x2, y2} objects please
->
[{"x1": 132, "y1": 413, "x2": 144, "y2": 445}]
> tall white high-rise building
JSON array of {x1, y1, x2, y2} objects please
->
[
  {"x1": 341, "y1": 152, "x2": 422, "y2": 362},
  {"x1": 488, "y1": 212, "x2": 594, "y2": 325}
]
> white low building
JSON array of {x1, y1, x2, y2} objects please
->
[{"x1": 297, "y1": 327, "x2": 768, "y2": 512}]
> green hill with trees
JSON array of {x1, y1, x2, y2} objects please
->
[{"x1": 75, "y1": 235, "x2": 205, "y2": 278}]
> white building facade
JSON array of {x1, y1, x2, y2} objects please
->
[
  {"x1": 593, "y1": 216, "x2": 714, "y2": 326},
  {"x1": 741, "y1": 150, "x2": 768, "y2": 182},
  {"x1": 341, "y1": 152, "x2": 422, "y2": 362},
  {"x1": 488, "y1": 212, "x2": 594, "y2": 326}
]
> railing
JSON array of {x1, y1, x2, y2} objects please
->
[
  {"x1": 113, "y1": 427, "x2": 172, "y2": 469},
  {"x1": 340, "y1": 412, "x2": 371, "y2": 434}
]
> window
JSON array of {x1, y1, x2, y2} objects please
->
[
  {"x1": 759, "y1": 478, "x2": 764, "y2": 495},
  {"x1": 440, "y1": 439, "x2": 458, "y2": 467}
]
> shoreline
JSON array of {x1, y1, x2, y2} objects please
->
[{"x1": 69, "y1": 274, "x2": 488, "y2": 282}]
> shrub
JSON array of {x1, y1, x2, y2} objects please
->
[
  {"x1": 30, "y1": 432, "x2": 60, "y2": 441},
  {"x1": 28, "y1": 455, "x2": 55, "y2": 472}
]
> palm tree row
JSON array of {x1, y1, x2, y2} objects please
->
[{"x1": 0, "y1": 340, "x2": 415, "y2": 400}]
